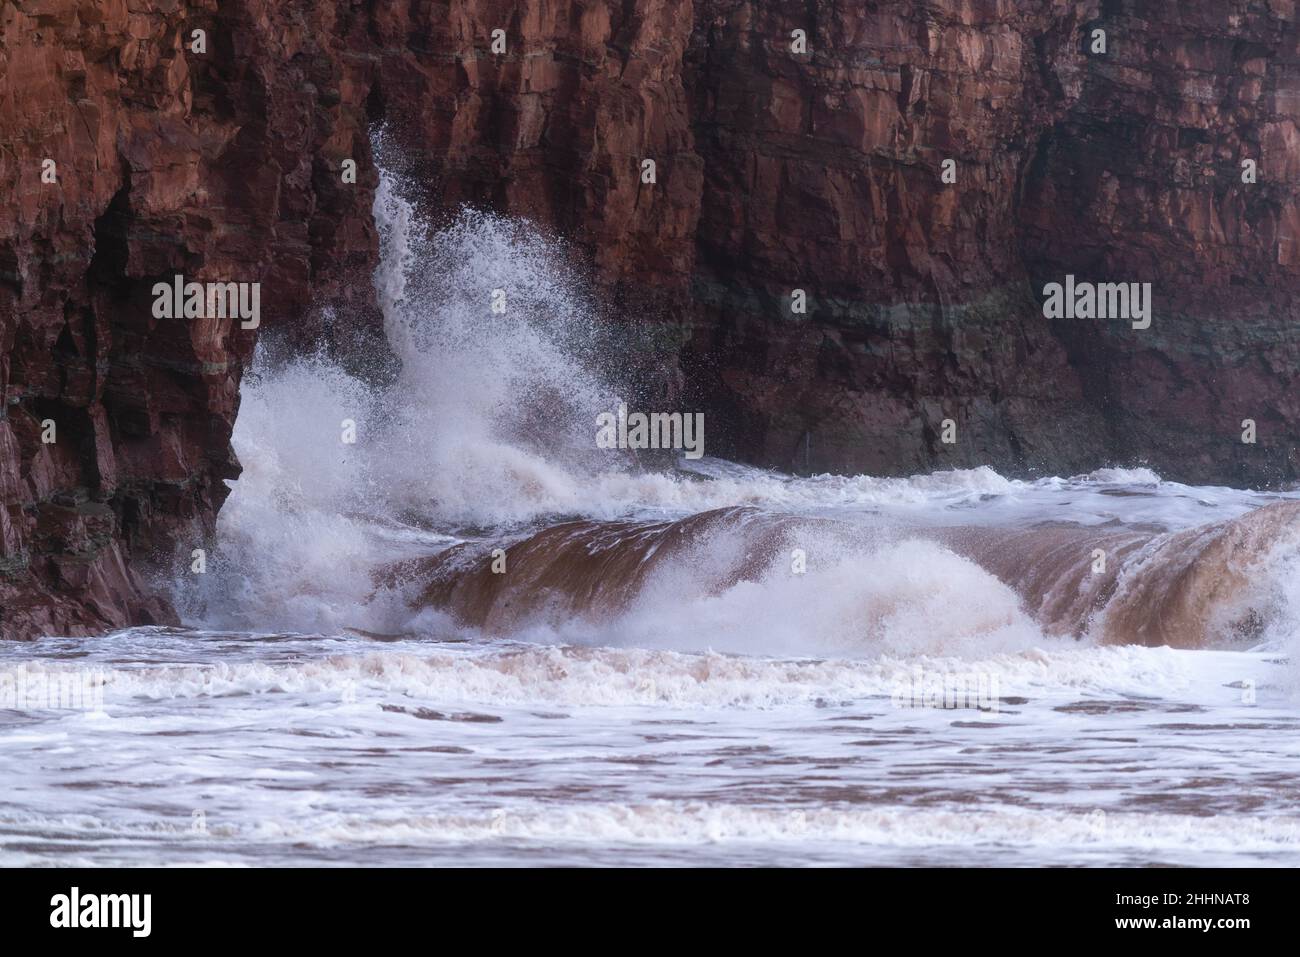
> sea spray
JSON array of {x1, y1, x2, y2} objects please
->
[{"x1": 177, "y1": 161, "x2": 625, "y2": 633}]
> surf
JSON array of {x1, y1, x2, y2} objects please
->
[{"x1": 173, "y1": 155, "x2": 1300, "y2": 665}]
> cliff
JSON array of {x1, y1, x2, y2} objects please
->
[{"x1": 1, "y1": 0, "x2": 1298, "y2": 637}]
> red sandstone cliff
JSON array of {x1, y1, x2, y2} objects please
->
[
  {"x1": 1, "y1": 0, "x2": 1298, "y2": 637},
  {"x1": 0, "y1": 0, "x2": 379, "y2": 637}
]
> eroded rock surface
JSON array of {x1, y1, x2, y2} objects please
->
[{"x1": 2, "y1": 0, "x2": 1297, "y2": 636}]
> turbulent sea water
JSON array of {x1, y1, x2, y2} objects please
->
[{"x1": 2, "y1": 165, "x2": 1299, "y2": 867}]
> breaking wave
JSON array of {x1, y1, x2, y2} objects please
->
[{"x1": 177, "y1": 161, "x2": 1300, "y2": 660}]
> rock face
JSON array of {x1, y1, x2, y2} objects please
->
[
  {"x1": 1, "y1": 0, "x2": 1298, "y2": 637},
  {"x1": 0, "y1": 0, "x2": 380, "y2": 637}
]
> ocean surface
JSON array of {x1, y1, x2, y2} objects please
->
[{"x1": 2, "y1": 161, "x2": 1298, "y2": 867}]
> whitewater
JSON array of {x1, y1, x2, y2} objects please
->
[{"x1": 2, "y1": 164, "x2": 1299, "y2": 866}]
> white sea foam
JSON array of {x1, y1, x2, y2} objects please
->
[
  {"x1": 18, "y1": 802, "x2": 1289, "y2": 856},
  {"x1": 261, "y1": 804, "x2": 1300, "y2": 855},
  {"x1": 16, "y1": 639, "x2": 1262, "y2": 711}
]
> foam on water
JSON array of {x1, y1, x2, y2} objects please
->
[
  {"x1": 0, "y1": 628, "x2": 1279, "y2": 710},
  {"x1": 3, "y1": 628, "x2": 1297, "y2": 866}
]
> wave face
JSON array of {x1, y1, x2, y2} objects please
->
[{"x1": 392, "y1": 500, "x2": 1300, "y2": 654}]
